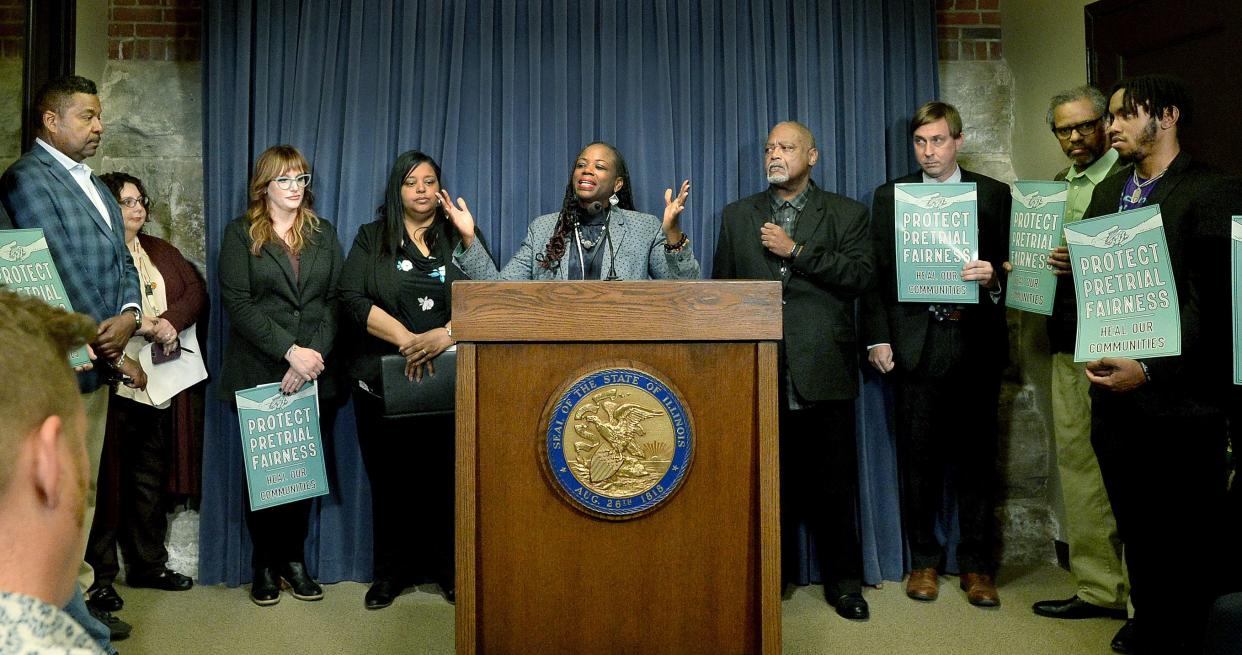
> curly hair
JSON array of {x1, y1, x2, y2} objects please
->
[{"x1": 537, "y1": 142, "x2": 635, "y2": 270}]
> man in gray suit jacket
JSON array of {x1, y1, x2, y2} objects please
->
[
  {"x1": 714, "y1": 121, "x2": 874, "y2": 620},
  {"x1": 0, "y1": 75, "x2": 140, "y2": 647}
]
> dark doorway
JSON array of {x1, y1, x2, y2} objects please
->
[{"x1": 1086, "y1": 0, "x2": 1242, "y2": 177}]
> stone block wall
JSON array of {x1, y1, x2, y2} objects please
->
[{"x1": 95, "y1": 1, "x2": 205, "y2": 269}]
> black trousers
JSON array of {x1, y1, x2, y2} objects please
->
[
  {"x1": 1091, "y1": 397, "x2": 1229, "y2": 654},
  {"x1": 893, "y1": 321, "x2": 1000, "y2": 574},
  {"x1": 353, "y1": 388, "x2": 455, "y2": 586},
  {"x1": 86, "y1": 395, "x2": 172, "y2": 586},
  {"x1": 243, "y1": 405, "x2": 337, "y2": 573},
  {"x1": 780, "y1": 399, "x2": 862, "y2": 597}
]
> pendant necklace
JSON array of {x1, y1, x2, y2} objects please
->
[{"x1": 1126, "y1": 167, "x2": 1167, "y2": 206}]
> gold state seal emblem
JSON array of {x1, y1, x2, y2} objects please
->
[{"x1": 545, "y1": 367, "x2": 693, "y2": 517}]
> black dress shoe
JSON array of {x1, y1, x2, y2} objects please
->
[
  {"x1": 250, "y1": 567, "x2": 280, "y2": 606},
  {"x1": 1032, "y1": 595, "x2": 1127, "y2": 620},
  {"x1": 88, "y1": 604, "x2": 132, "y2": 641},
  {"x1": 87, "y1": 584, "x2": 124, "y2": 612},
  {"x1": 279, "y1": 561, "x2": 324, "y2": 601},
  {"x1": 127, "y1": 568, "x2": 194, "y2": 591},
  {"x1": 365, "y1": 579, "x2": 402, "y2": 610},
  {"x1": 829, "y1": 592, "x2": 870, "y2": 621},
  {"x1": 1111, "y1": 619, "x2": 1136, "y2": 654}
]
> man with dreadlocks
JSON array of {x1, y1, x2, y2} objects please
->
[
  {"x1": 1081, "y1": 74, "x2": 1242, "y2": 654},
  {"x1": 444, "y1": 141, "x2": 699, "y2": 280}
]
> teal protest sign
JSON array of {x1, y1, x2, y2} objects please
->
[
  {"x1": 1065, "y1": 205, "x2": 1179, "y2": 362},
  {"x1": 1233, "y1": 217, "x2": 1242, "y2": 385},
  {"x1": 0, "y1": 228, "x2": 91, "y2": 367},
  {"x1": 1005, "y1": 181, "x2": 1068, "y2": 315},
  {"x1": 235, "y1": 381, "x2": 329, "y2": 511},
  {"x1": 893, "y1": 182, "x2": 979, "y2": 303}
]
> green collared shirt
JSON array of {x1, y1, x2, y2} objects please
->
[{"x1": 1063, "y1": 148, "x2": 1119, "y2": 225}]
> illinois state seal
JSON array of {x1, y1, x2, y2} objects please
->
[{"x1": 544, "y1": 366, "x2": 693, "y2": 518}]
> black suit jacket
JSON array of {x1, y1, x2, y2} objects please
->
[
  {"x1": 713, "y1": 183, "x2": 873, "y2": 401},
  {"x1": 217, "y1": 215, "x2": 344, "y2": 399},
  {"x1": 1083, "y1": 152, "x2": 1242, "y2": 416},
  {"x1": 337, "y1": 219, "x2": 479, "y2": 388},
  {"x1": 860, "y1": 168, "x2": 1010, "y2": 374},
  {"x1": 0, "y1": 199, "x2": 10, "y2": 229}
]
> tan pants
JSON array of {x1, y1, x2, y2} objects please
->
[
  {"x1": 77, "y1": 386, "x2": 110, "y2": 593},
  {"x1": 1050, "y1": 352, "x2": 1128, "y2": 609}
]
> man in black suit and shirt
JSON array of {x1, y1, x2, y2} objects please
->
[
  {"x1": 1081, "y1": 75, "x2": 1241, "y2": 654},
  {"x1": 861, "y1": 101, "x2": 1010, "y2": 607},
  {"x1": 713, "y1": 121, "x2": 874, "y2": 620}
]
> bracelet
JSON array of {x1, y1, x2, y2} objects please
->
[
  {"x1": 1139, "y1": 361, "x2": 1150, "y2": 381},
  {"x1": 286, "y1": 344, "x2": 298, "y2": 358},
  {"x1": 445, "y1": 324, "x2": 456, "y2": 343},
  {"x1": 664, "y1": 233, "x2": 690, "y2": 253},
  {"x1": 787, "y1": 243, "x2": 798, "y2": 259}
]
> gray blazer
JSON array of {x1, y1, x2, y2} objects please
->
[{"x1": 456, "y1": 208, "x2": 700, "y2": 280}]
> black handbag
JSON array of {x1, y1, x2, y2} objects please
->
[{"x1": 377, "y1": 349, "x2": 457, "y2": 418}]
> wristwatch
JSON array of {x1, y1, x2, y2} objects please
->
[{"x1": 127, "y1": 307, "x2": 142, "y2": 329}]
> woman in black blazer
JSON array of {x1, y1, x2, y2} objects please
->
[
  {"x1": 339, "y1": 150, "x2": 473, "y2": 609},
  {"x1": 218, "y1": 144, "x2": 343, "y2": 606}
]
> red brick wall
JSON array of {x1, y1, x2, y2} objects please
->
[
  {"x1": 109, "y1": 0, "x2": 202, "y2": 62},
  {"x1": 937, "y1": 0, "x2": 1002, "y2": 61},
  {"x1": 0, "y1": 0, "x2": 22, "y2": 59}
]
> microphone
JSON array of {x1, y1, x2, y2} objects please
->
[{"x1": 586, "y1": 200, "x2": 605, "y2": 215}]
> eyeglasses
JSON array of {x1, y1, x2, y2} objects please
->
[
  {"x1": 273, "y1": 174, "x2": 312, "y2": 190},
  {"x1": 119, "y1": 196, "x2": 149, "y2": 209},
  {"x1": 1052, "y1": 116, "x2": 1102, "y2": 139}
]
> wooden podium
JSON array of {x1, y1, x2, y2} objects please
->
[{"x1": 453, "y1": 281, "x2": 782, "y2": 655}]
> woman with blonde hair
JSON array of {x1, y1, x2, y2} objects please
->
[{"x1": 217, "y1": 144, "x2": 343, "y2": 605}]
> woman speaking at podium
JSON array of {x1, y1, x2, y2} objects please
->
[{"x1": 441, "y1": 141, "x2": 700, "y2": 280}]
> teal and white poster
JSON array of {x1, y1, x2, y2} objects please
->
[
  {"x1": 0, "y1": 228, "x2": 91, "y2": 367},
  {"x1": 1065, "y1": 205, "x2": 1180, "y2": 362},
  {"x1": 1005, "y1": 181, "x2": 1068, "y2": 315},
  {"x1": 235, "y1": 381, "x2": 329, "y2": 511},
  {"x1": 893, "y1": 182, "x2": 979, "y2": 303},
  {"x1": 1233, "y1": 217, "x2": 1242, "y2": 385}
]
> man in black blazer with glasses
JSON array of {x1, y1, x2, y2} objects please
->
[{"x1": 713, "y1": 120, "x2": 874, "y2": 621}]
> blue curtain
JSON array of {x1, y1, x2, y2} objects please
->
[{"x1": 202, "y1": 0, "x2": 938, "y2": 586}]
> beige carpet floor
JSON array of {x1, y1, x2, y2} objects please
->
[{"x1": 114, "y1": 563, "x2": 1123, "y2": 654}]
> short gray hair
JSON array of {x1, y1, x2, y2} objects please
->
[{"x1": 1046, "y1": 85, "x2": 1107, "y2": 130}]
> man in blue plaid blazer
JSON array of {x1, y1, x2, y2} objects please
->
[{"x1": 0, "y1": 75, "x2": 142, "y2": 650}]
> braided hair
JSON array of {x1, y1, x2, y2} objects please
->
[{"x1": 537, "y1": 142, "x2": 636, "y2": 270}]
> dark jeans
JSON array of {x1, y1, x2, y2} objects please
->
[
  {"x1": 353, "y1": 387, "x2": 455, "y2": 586},
  {"x1": 780, "y1": 399, "x2": 863, "y2": 598},
  {"x1": 893, "y1": 321, "x2": 1000, "y2": 574},
  {"x1": 86, "y1": 395, "x2": 172, "y2": 585},
  {"x1": 1091, "y1": 397, "x2": 1228, "y2": 654}
]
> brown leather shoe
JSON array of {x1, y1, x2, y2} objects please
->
[
  {"x1": 906, "y1": 567, "x2": 939, "y2": 601},
  {"x1": 959, "y1": 572, "x2": 1000, "y2": 607}
]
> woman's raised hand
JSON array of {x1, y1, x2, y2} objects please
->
[
  {"x1": 662, "y1": 179, "x2": 691, "y2": 236},
  {"x1": 437, "y1": 189, "x2": 475, "y2": 247}
]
